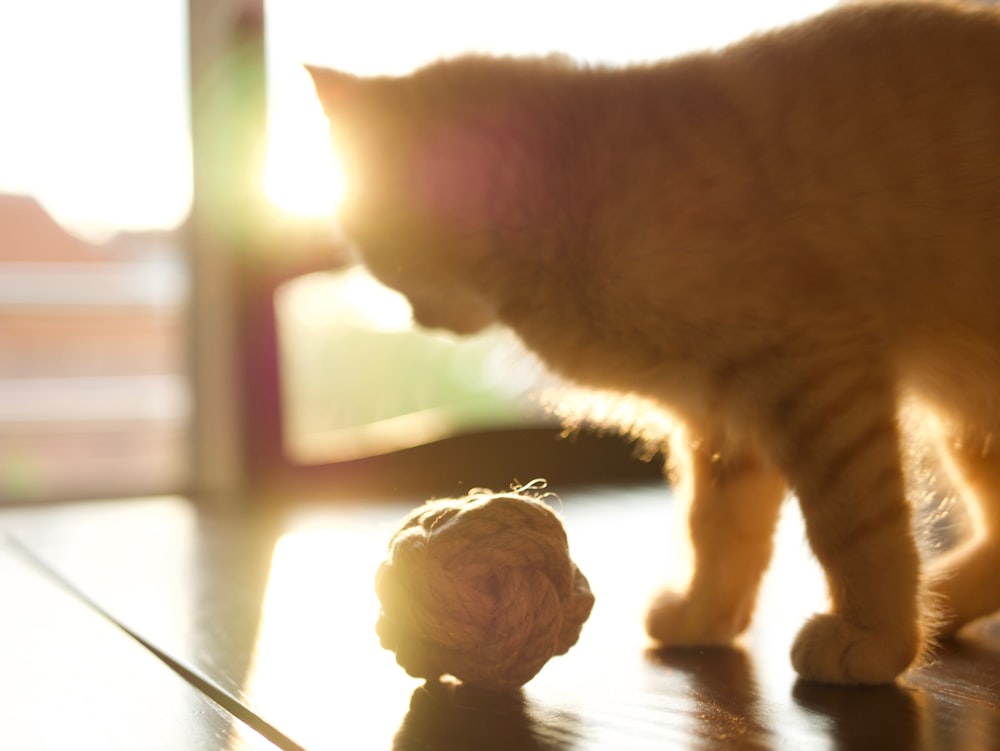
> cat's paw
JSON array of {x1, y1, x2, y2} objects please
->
[
  {"x1": 790, "y1": 613, "x2": 917, "y2": 684},
  {"x1": 645, "y1": 588, "x2": 751, "y2": 647}
]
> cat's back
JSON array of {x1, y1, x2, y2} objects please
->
[
  {"x1": 734, "y1": 1, "x2": 1000, "y2": 82},
  {"x1": 719, "y1": 2, "x2": 1000, "y2": 379},
  {"x1": 586, "y1": 1, "x2": 1000, "y2": 233},
  {"x1": 712, "y1": 1, "x2": 1000, "y2": 147},
  {"x1": 699, "y1": 1, "x2": 1000, "y2": 280}
]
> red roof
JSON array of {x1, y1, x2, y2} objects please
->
[{"x1": 0, "y1": 193, "x2": 110, "y2": 262}]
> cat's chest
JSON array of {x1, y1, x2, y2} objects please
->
[{"x1": 520, "y1": 318, "x2": 730, "y2": 425}]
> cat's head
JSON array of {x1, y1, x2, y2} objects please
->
[{"x1": 307, "y1": 58, "x2": 569, "y2": 334}]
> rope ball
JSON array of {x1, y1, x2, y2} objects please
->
[{"x1": 375, "y1": 483, "x2": 595, "y2": 691}]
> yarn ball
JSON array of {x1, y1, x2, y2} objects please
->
[{"x1": 375, "y1": 485, "x2": 595, "y2": 691}]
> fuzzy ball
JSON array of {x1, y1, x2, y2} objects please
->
[{"x1": 375, "y1": 485, "x2": 595, "y2": 691}]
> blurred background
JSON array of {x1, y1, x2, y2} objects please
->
[{"x1": 0, "y1": 0, "x2": 837, "y2": 505}]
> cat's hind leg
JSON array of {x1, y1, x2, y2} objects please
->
[
  {"x1": 645, "y1": 432, "x2": 786, "y2": 647},
  {"x1": 767, "y1": 364, "x2": 922, "y2": 684},
  {"x1": 926, "y1": 422, "x2": 1000, "y2": 634}
]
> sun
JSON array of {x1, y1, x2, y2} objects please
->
[{"x1": 263, "y1": 66, "x2": 346, "y2": 219}]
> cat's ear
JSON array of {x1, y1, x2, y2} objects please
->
[{"x1": 304, "y1": 64, "x2": 361, "y2": 118}]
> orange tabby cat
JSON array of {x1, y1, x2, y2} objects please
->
[{"x1": 307, "y1": 0, "x2": 1000, "y2": 684}]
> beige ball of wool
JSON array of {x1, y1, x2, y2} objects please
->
[{"x1": 375, "y1": 485, "x2": 595, "y2": 691}]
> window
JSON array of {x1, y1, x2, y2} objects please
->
[{"x1": 0, "y1": 0, "x2": 190, "y2": 502}]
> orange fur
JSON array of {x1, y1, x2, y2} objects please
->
[{"x1": 308, "y1": 1, "x2": 1000, "y2": 683}]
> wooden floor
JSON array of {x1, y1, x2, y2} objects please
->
[{"x1": 3, "y1": 483, "x2": 1000, "y2": 750}]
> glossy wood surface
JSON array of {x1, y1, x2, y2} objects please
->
[
  {"x1": 0, "y1": 535, "x2": 279, "y2": 750},
  {"x1": 3, "y1": 484, "x2": 1000, "y2": 750}
]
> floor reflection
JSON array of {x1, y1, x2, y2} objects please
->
[
  {"x1": 793, "y1": 680, "x2": 923, "y2": 751},
  {"x1": 908, "y1": 632, "x2": 1000, "y2": 751},
  {"x1": 8, "y1": 490, "x2": 1000, "y2": 750},
  {"x1": 649, "y1": 646, "x2": 775, "y2": 749},
  {"x1": 241, "y1": 523, "x2": 415, "y2": 749},
  {"x1": 192, "y1": 509, "x2": 285, "y2": 703},
  {"x1": 394, "y1": 680, "x2": 581, "y2": 751}
]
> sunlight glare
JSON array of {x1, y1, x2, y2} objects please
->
[
  {"x1": 0, "y1": 0, "x2": 190, "y2": 239},
  {"x1": 244, "y1": 526, "x2": 416, "y2": 748},
  {"x1": 277, "y1": 266, "x2": 413, "y2": 333},
  {"x1": 263, "y1": 66, "x2": 346, "y2": 218}
]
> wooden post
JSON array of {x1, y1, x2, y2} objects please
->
[{"x1": 185, "y1": 0, "x2": 269, "y2": 506}]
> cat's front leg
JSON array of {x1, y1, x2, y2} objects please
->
[
  {"x1": 646, "y1": 432, "x2": 785, "y2": 647},
  {"x1": 768, "y1": 368, "x2": 923, "y2": 684}
]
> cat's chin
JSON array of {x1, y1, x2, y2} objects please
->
[
  {"x1": 449, "y1": 319, "x2": 494, "y2": 336},
  {"x1": 425, "y1": 318, "x2": 493, "y2": 336},
  {"x1": 411, "y1": 303, "x2": 496, "y2": 336}
]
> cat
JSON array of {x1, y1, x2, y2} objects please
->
[{"x1": 306, "y1": 0, "x2": 1000, "y2": 684}]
